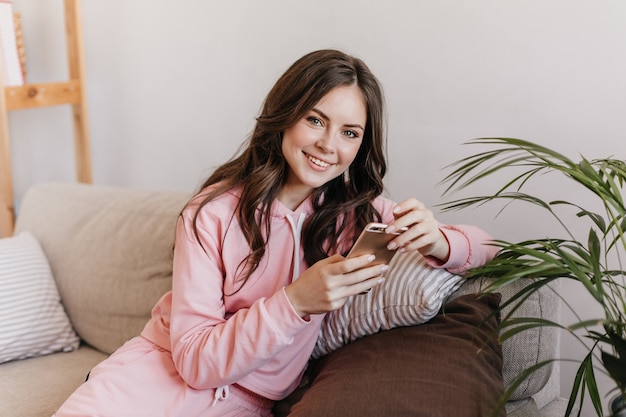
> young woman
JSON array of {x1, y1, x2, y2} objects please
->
[{"x1": 54, "y1": 49, "x2": 497, "y2": 417}]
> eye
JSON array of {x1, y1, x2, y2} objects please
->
[
  {"x1": 307, "y1": 116, "x2": 323, "y2": 127},
  {"x1": 343, "y1": 130, "x2": 359, "y2": 139}
]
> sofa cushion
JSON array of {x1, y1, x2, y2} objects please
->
[
  {"x1": 275, "y1": 293, "x2": 506, "y2": 417},
  {"x1": 313, "y1": 250, "x2": 465, "y2": 358},
  {"x1": 0, "y1": 231, "x2": 80, "y2": 363},
  {"x1": 0, "y1": 346, "x2": 107, "y2": 417},
  {"x1": 14, "y1": 182, "x2": 189, "y2": 355}
]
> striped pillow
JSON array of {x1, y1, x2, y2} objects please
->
[
  {"x1": 0, "y1": 231, "x2": 80, "y2": 363},
  {"x1": 312, "y1": 250, "x2": 465, "y2": 358}
]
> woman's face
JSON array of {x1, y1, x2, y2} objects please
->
[{"x1": 279, "y1": 84, "x2": 367, "y2": 209}]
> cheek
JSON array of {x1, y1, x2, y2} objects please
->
[
  {"x1": 283, "y1": 124, "x2": 313, "y2": 149},
  {"x1": 339, "y1": 141, "x2": 363, "y2": 165}
]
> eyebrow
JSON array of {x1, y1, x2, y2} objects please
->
[{"x1": 311, "y1": 108, "x2": 365, "y2": 131}]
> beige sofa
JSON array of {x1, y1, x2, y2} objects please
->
[{"x1": 0, "y1": 182, "x2": 570, "y2": 417}]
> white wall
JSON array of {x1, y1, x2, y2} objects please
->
[{"x1": 8, "y1": 0, "x2": 626, "y2": 414}]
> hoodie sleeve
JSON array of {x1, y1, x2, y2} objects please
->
[
  {"x1": 425, "y1": 224, "x2": 499, "y2": 275},
  {"x1": 168, "y1": 210, "x2": 310, "y2": 390}
]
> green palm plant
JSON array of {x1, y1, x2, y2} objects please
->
[{"x1": 440, "y1": 138, "x2": 626, "y2": 417}]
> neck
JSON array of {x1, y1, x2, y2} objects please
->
[{"x1": 278, "y1": 184, "x2": 314, "y2": 211}]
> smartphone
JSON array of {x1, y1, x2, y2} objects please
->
[{"x1": 347, "y1": 222, "x2": 406, "y2": 266}]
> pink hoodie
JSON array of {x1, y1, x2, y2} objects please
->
[{"x1": 141, "y1": 185, "x2": 497, "y2": 401}]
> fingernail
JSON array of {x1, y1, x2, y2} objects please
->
[
  {"x1": 386, "y1": 225, "x2": 396, "y2": 233},
  {"x1": 387, "y1": 242, "x2": 396, "y2": 250},
  {"x1": 381, "y1": 265, "x2": 389, "y2": 272},
  {"x1": 377, "y1": 277, "x2": 386, "y2": 285},
  {"x1": 367, "y1": 255, "x2": 376, "y2": 262}
]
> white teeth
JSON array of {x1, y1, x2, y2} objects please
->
[{"x1": 308, "y1": 155, "x2": 331, "y2": 167}]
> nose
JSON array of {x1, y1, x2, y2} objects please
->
[{"x1": 315, "y1": 131, "x2": 335, "y2": 153}]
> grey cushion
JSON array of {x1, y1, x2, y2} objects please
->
[
  {"x1": 506, "y1": 398, "x2": 541, "y2": 417},
  {"x1": 454, "y1": 278, "x2": 558, "y2": 400}
]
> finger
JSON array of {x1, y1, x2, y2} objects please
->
[
  {"x1": 392, "y1": 198, "x2": 424, "y2": 217},
  {"x1": 341, "y1": 262, "x2": 388, "y2": 287},
  {"x1": 399, "y1": 234, "x2": 437, "y2": 253},
  {"x1": 396, "y1": 226, "x2": 441, "y2": 251},
  {"x1": 387, "y1": 203, "x2": 429, "y2": 233},
  {"x1": 347, "y1": 275, "x2": 386, "y2": 297},
  {"x1": 338, "y1": 253, "x2": 377, "y2": 274},
  {"x1": 388, "y1": 221, "x2": 434, "y2": 249}
]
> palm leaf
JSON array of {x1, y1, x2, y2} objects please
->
[
  {"x1": 498, "y1": 317, "x2": 564, "y2": 342},
  {"x1": 565, "y1": 352, "x2": 603, "y2": 417},
  {"x1": 440, "y1": 138, "x2": 626, "y2": 415}
]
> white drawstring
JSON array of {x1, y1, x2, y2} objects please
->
[
  {"x1": 212, "y1": 385, "x2": 230, "y2": 407},
  {"x1": 286, "y1": 212, "x2": 306, "y2": 282}
]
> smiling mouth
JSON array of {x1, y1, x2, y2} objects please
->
[{"x1": 306, "y1": 154, "x2": 332, "y2": 168}]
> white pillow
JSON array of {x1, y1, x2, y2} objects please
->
[
  {"x1": 312, "y1": 250, "x2": 465, "y2": 358},
  {"x1": 0, "y1": 231, "x2": 80, "y2": 363}
]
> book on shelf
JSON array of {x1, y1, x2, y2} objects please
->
[{"x1": 0, "y1": 0, "x2": 24, "y2": 86}]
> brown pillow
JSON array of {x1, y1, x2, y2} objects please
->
[{"x1": 274, "y1": 293, "x2": 505, "y2": 417}]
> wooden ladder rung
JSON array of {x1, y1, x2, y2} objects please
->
[{"x1": 4, "y1": 80, "x2": 82, "y2": 110}]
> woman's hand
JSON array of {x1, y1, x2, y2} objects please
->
[
  {"x1": 385, "y1": 198, "x2": 450, "y2": 262},
  {"x1": 284, "y1": 254, "x2": 386, "y2": 318}
]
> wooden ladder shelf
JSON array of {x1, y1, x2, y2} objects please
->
[{"x1": 0, "y1": 0, "x2": 91, "y2": 237}]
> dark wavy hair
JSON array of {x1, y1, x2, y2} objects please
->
[{"x1": 192, "y1": 49, "x2": 387, "y2": 287}]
